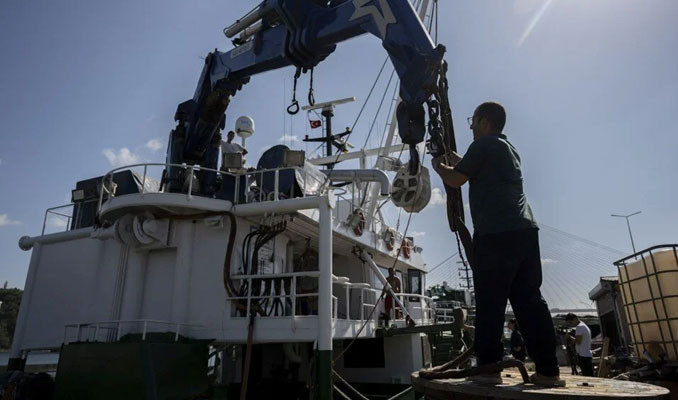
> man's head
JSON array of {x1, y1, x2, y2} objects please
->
[
  {"x1": 565, "y1": 313, "x2": 579, "y2": 327},
  {"x1": 508, "y1": 318, "x2": 518, "y2": 331},
  {"x1": 227, "y1": 130, "x2": 235, "y2": 142},
  {"x1": 470, "y1": 101, "x2": 506, "y2": 140},
  {"x1": 388, "y1": 267, "x2": 395, "y2": 277}
]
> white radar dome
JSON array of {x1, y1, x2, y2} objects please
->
[{"x1": 235, "y1": 116, "x2": 255, "y2": 138}]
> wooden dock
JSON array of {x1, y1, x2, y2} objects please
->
[{"x1": 411, "y1": 368, "x2": 671, "y2": 399}]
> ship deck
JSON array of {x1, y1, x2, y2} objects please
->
[{"x1": 411, "y1": 368, "x2": 670, "y2": 399}]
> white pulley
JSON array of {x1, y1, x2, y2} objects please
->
[
  {"x1": 116, "y1": 214, "x2": 139, "y2": 246},
  {"x1": 133, "y1": 212, "x2": 156, "y2": 245},
  {"x1": 391, "y1": 164, "x2": 431, "y2": 213}
]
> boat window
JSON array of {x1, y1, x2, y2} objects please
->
[{"x1": 408, "y1": 269, "x2": 422, "y2": 295}]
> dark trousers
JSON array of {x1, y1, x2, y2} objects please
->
[
  {"x1": 578, "y1": 355, "x2": 594, "y2": 376},
  {"x1": 473, "y1": 228, "x2": 559, "y2": 376}
]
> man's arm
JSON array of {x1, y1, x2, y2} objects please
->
[{"x1": 431, "y1": 157, "x2": 469, "y2": 188}]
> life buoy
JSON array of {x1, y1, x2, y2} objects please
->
[
  {"x1": 400, "y1": 238, "x2": 412, "y2": 259},
  {"x1": 351, "y1": 209, "x2": 366, "y2": 236},
  {"x1": 383, "y1": 229, "x2": 396, "y2": 251}
]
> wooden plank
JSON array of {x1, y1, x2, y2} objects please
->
[
  {"x1": 411, "y1": 368, "x2": 670, "y2": 399},
  {"x1": 597, "y1": 337, "x2": 610, "y2": 377}
]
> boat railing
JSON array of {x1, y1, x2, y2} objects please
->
[
  {"x1": 42, "y1": 203, "x2": 74, "y2": 235},
  {"x1": 41, "y1": 199, "x2": 99, "y2": 235},
  {"x1": 393, "y1": 293, "x2": 436, "y2": 325},
  {"x1": 63, "y1": 319, "x2": 199, "y2": 344},
  {"x1": 226, "y1": 271, "x2": 321, "y2": 319},
  {"x1": 97, "y1": 162, "x2": 329, "y2": 212},
  {"x1": 435, "y1": 308, "x2": 457, "y2": 323}
]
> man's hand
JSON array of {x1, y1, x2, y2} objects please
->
[{"x1": 447, "y1": 151, "x2": 462, "y2": 166}]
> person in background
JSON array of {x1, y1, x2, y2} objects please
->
[
  {"x1": 508, "y1": 318, "x2": 526, "y2": 362},
  {"x1": 566, "y1": 313, "x2": 593, "y2": 376},
  {"x1": 221, "y1": 130, "x2": 247, "y2": 170},
  {"x1": 383, "y1": 267, "x2": 402, "y2": 324}
]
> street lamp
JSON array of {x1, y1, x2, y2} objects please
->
[{"x1": 611, "y1": 211, "x2": 641, "y2": 256}]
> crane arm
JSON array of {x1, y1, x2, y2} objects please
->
[{"x1": 166, "y1": 0, "x2": 445, "y2": 193}]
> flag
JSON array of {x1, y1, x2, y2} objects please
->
[{"x1": 309, "y1": 120, "x2": 321, "y2": 129}]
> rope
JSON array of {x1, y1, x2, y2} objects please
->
[{"x1": 333, "y1": 370, "x2": 370, "y2": 400}]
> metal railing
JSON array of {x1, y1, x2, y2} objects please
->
[
  {"x1": 63, "y1": 319, "x2": 199, "y2": 344},
  {"x1": 97, "y1": 163, "x2": 329, "y2": 212},
  {"x1": 42, "y1": 204, "x2": 74, "y2": 235},
  {"x1": 226, "y1": 271, "x2": 321, "y2": 318}
]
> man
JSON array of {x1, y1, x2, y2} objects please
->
[
  {"x1": 431, "y1": 102, "x2": 564, "y2": 386},
  {"x1": 566, "y1": 313, "x2": 593, "y2": 376},
  {"x1": 508, "y1": 319, "x2": 526, "y2": 362},
  {"x1": 383, "y1": 267, "x2": 402, "y2": 324},
  {"x1": 221, "y1": 130, "x2": 247, "y2": 170}
]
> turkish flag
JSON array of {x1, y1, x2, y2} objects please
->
[{"x1": 309, "y1": 120, "x2": 322, "y2": 129}]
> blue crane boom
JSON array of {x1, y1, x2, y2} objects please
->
[{"x1": 166, "y1": 0, "x2": 445, "y2": 194}]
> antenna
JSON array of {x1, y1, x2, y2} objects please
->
[{"x1": 301, "y1": 97, "x2": 355, "y2": 169}]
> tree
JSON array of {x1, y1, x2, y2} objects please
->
[{"x1": 0, "y1": 288, "x2": 23, "y2": 350}]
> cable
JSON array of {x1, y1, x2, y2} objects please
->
[{"x1": 427, "y1": 252, "x2": 459, "y2": 274}]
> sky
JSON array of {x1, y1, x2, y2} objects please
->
[{"x1": 1, "y1": 0, "x2": 677, "y2": 296}]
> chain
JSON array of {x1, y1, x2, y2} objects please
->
[
  {"x1": 308, "y1": 68, "x2": 315, "y2": 107},
  {"x1": 287, "y1": 66, "x2": 302, "y2": 115}
]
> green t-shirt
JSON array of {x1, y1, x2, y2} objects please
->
[{"x1": 454, "y1": 133, "x2": 538, "y2": 236}]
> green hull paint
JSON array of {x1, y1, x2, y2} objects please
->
[{"x1": 315, "y1": 350, "x2": 333, "y2": 400}]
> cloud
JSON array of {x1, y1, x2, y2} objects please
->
[
  {"x1": 144, "y1": 138, "x2": 163, "y2": 153},
  {"x1": 0, "y1": 214, "x2": 22, "y2": 227},
  {"x1": 102, "y1": 147, "x2": 141, "y2": 167},
  {"x1": 48, "y1": 218, "x2": 69, "y2": 229},
  {"x1": 429, "y1": 187, "x2": 447, "y2": 206},
  {"x1": 279, "y1": 134, "x2": 299, "y2": 143},
  {"x1": 410, "y1": 231, "x2": 426, "y2": 237},
  {"x1": 541, "y1": 258, "x2": 558, "y2": 264}
]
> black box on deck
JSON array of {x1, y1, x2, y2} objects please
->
[{"x1": 70, "y1": 170, "x2": 146, "y2": 230}]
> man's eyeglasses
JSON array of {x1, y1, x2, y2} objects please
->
[{"x1": 467, "y1": 116, "x2": 474, "y2": 126}]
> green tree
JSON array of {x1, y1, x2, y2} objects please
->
[{"x1": 0, "y1": 288, "x2": 23, "y2": 350}]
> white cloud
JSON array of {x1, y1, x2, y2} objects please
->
[
  {"x1": 541, "y1": 258, "x2": 558, "y2": 264},
  {"x1": 279, "y1": 134, "x2": 299, "y2": 143},
  {"x1": 0, "y1": 214, "x2": 22, "y2": 227},
  {"x1": 410, "y1": 231, "x2": 426, "y2": 237},
  {"x1": 48, "y1": 218, "x2": 69, "y2": 229},
  {"x1": 429, "y1": 187, "x2": 447, "y2": 206},
  {"x1": 144, "y1": 138, "x2": 163, "y2": 153},
  {"x1": 102, "y1": 147, "x2": 141, "y2": 168}
]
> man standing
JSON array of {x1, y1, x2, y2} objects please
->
[
  {"x1": 383, "y1": 267, "x2": 402, "y2": 324},
  {"x1": 431, "y1": 102, "x2": 563, "y2": 386},
  {"x1": 508, "y1": 319, "x2": 526, "y2": 363},
  {"x1": 566, "y1": 313, "x2": 593, "y2": 376},
  {"x1": 221, "y1": 130, "x2": 248, "y2": 170}
]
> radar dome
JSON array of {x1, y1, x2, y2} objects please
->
[{"x1": 235, "y1": 116, "x2": 255, "y2": 138}]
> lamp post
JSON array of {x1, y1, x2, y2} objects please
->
[{"x1": 611, "y1": 211, "x2": 641, "y2": 256}]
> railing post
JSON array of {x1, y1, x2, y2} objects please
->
[
  {"x1": 94, "y1": 324, "x2": 100, "y2": 342},
  {"x1": 274, "y1": 169, "x2": 279, "y2": 201},
  {"x1": 291, "y1": 277, "x2": 297, "y2": 318},
  {"x1": 187, "y1": 166, "x2": 194, "y2": 199},
  {"x1": 141, "y1": 165, "x2": 148, "y2": 197},
  {"x1": 234, "y1": 171, "x2": 240, "y2": 204},
  {"x1": 142, "y1": 320, "x2": 148, "y2": 341},
  {"x1": 175, "y1": 324, "x2": 180, "y2": 341},
  {"x1": 116, "y1": 321, "x2": 122, "y2": 341},
  {"x1": 42, "y1": 210, "x2": 48, "y2": 235},
  {"x1": 317, "y1": 196, "x2": 333, "y2": 400}
]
